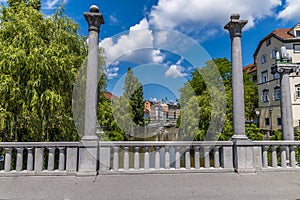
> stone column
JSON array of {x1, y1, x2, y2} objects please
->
[
  {"x1": 83, "y1": 5, "x2": 104, "y2": 140},
  {"x1": 224, "y1": 14, "x2": 248, "y2": 139},
  {"x1": 280, "y1": 69, "x2": 294, "y2": 140},
  {"x1": 225, "y1": 14, "x2": 255, "y2": 173},
  {"x1": 78, "y1": 5, "x2": 104, "y2": 176}
]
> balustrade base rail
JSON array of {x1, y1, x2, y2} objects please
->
[{"x1": 0, "y1": 140, "x2": 300, "y2": 176}]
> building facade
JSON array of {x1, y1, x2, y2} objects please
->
[{"x1": 254, "y1": 24, "x2": 300, "y2": 133}]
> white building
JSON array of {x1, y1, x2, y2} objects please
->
[{"x1": 254, "y1": 24, "x2": 300, "y2": 133}]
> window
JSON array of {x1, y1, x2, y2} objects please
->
[
  {"x1": 260, "y1": 55, "x2": 267, "y2": 64},
  {"x1": 277, "y1": 118, "x2": 282, "y2": 126},
  {"x1": 266, "y1": 39, "x2": 271, "y2": 46},
  {"x1": 271, "y1": 50, "x2": 278, "y2": 59},
  {"x1": 294, "y1": 44, "x2": 300, "y2": 53},
  {"x1": 296, "y1": 31, "x2": 300, "y2": 37},
  {"x1": 263, "y1": 89, "x2": 269, "y2": 102},
  {"x1": 265, "y1": 118, "x2": 270, "y2": 126},
  {"x1": 274, "y1": 87, "x2": 280, "y2": 100},
  {"x1": 296, "y1": 84, "x2": 300, "y2": 99},
  {"x1": 252, "y1": 75, "x2": 257, "y2": 81},
  {"x1": 273, "y1": 72, "x2": 280, "y2": 80},
  {"x1": 261, "y1": 71, "x2": 268, "y2": 83}
]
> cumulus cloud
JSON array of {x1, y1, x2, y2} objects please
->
[
  {"x1": 165, "y1": 57, "x2": 187, "y2": 78},
  {"x1": 43, "y1": 0, "x2": 64, "y2": 10},
  {"x1": 277, "y1": 0, "x2": 300, "y2": 21},
  {"x1": 100, "y1": 18, "x2": 153, "y2": 65},
  {"x1": 100, "y1": 18, "x2": 167, "y2": 78},
  {"x1": 149, "y1": 0, "x2": 281, "y2": 35},
  {"x1": 105, "y1": 67, "x2": 119, "y2": 79}
]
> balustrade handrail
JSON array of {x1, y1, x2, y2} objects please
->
[
  {"x1": 253, "y1": 141, "x2": 300, "y2": 146},
  {"x1": 0, "y1": 142, "x2": 79, "y2": 148},
  {"x1": 99, "y1": 141, "x2": 233, "y2": 147}
]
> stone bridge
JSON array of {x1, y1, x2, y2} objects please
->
[{"x1": 1, "y1": 5, "x2": 300, "y2": 200}]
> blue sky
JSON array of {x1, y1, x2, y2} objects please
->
[{"x1": 3, "y1": 0, "x2": 300, "y2": 100}]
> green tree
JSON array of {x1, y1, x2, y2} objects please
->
[
  {"x1": 123, "y1": 67, "x2": 144, "y2": 126},
  {"x1": 178, "y1": 58, "x2": 259, "y2": 141},
  {"x1": 245, "y1": 124, "x2": 264, "y2": 140},
  {"x1": 97, "y1": 72, "x2": 125, "y2": 141},
  {"x1": 178, "y1": 96, "x2": 199, "y2": 140},
  {"x1": 0, "y1": 2, "x2": 86, "y2": 141}
]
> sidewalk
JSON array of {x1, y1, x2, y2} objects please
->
[{"x1": 1, "y1": 172, "x2": 300, "y2": 200}]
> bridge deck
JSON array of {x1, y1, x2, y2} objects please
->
[{"x1": 1, "y1": 172, "x2": 300, "y2": 200}]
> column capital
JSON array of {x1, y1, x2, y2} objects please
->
[
  {"x1": 84, "y1": 5, "x2": 104, "y2": 33},
  {"x1": 272, "y1": 63, "x2": 298, "y2": 75},
  {"x1": 224, "y1": 14, "x2": 248, "y2": 39}
]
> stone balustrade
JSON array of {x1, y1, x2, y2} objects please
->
[
  {"x1": 0, "y1": 142, "x2": 79, "y2": 176},
  {"x1": 1, "y1": 140, "x2": 300, "y2": 176},
  {"x1": 98, "y1": 141, "x2": 234, "y2": 173},
  {"x1": 253, "y1": 141, "x2": 300, "y2": 171}
]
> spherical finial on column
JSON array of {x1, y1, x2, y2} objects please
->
[
  {"x1": 230, "y1": 14, "x2": 240, "y2": 20},
  {"x1": 90, "y1": 5, "x2": 99, "y2": 13}
]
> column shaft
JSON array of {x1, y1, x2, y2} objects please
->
[{"x1": 280, "y1": 73, "x2": 294, "y2": 140}]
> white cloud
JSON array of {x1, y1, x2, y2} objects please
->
[
  {"x1": 149, "y1": 0, "x2": 281, "y2": 37},
  {"x1": 99, "y1": 18, "x2": 154, "y2": 65},
  {"x1": 277, "y1": 0, "x2": 300, "y2": 21},
  {"x1": 152, "y1": 49, "x2": 164, "y2": 63},
  {"x1": 43, "y1": 0, "x2": 65, "y2": 10},
  {"x1": 105, "y1": 67, "x2": 119, "y2": 79},
  {"x1": 165, "y1": 58, "x2": 187, "y2": 78},
  {"x1": 100, "y1": 18, "x2": 167, "y2": 79}
]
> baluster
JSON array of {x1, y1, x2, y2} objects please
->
[
  {"x1": 134, "y1": 147, "x2": 140, "y2": 170},
  {"x1": 271, "y1": 146, "x2": 278, "y2": 168},
  {"x1": 194, "y1": 146, "x2": 200, "y2": 169},
  {"x1": 144, "y1": 147, "x2": 149, "y2": 170},
  {"x1": 175, "y1": 146, "x2": 181, "y2": 169},
  {"x1": 155, "y1": 147, "x2": 160, "y2": 169},
  {"x1": 27, "y1": 148, "x2": 33, "y2": 171},
  {"x1": 35, "y1": 148, "x2": 44, "y2": 172},
  {"x1": 214, "y1": 146, "x2": 220, "y2": 168},
  {"x1": 123, "y1": 147, "x2": 129, "y2": 170},
  {"x1": 165, "y1": 146, "x2": 170, "y2": 169},
  {"x1": 16, "y1": 148, "x2": 23, "y2": 171},
  {"x1": 204, "y1": 146, "x2": 210, "y2": 168},
  {"x1": 58, "y1": 147, "x2": 65, "y2": 171},
  {"x1": 290, "y1": 146, "x2": 296, "y2": 168},
  {"x1": 48, "y1": 147, "x2": 55, "y2": 171},
  {"x1": 185, "y1": 147, "x2": 190, "y2": 169},
  {"x1": 113, "y1": 147, "x2": 119, "y2": 171},
  {"x1": 280, "y1": 146, "x2": 287, "y2": 168},
  {"x1": 4, "y1": 148, "x2": 12, "y2": 172},
  {"x1": 262, "y1": 146, "x2": 268, "y2": 168}
]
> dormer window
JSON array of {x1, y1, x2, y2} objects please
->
[{"x1": 296, "y1": 30, "x2": 300, "y2": 37}]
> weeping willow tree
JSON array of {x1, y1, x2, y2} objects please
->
[{"x1": 0, "y1": 1, "x2": 87, "y2": 141}]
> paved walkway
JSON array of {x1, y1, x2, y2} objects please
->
[{"x1": 1, "y1": 172, "x2": 300, "y2": 200}]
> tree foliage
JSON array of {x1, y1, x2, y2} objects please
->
[
  {"x1": 123, "y1": 67, "x2": 144, "y2": 126},
  {"x1": 178, "y1": 58, "x2": 260, "y2": 141},
  {"x1": 0, "y1": 2, "x2": 87, "y2": 141}
]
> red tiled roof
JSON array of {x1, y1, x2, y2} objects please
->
[
  {"x1": 253, "y1": 27, "x2": 298, "y2": 57},
  {"x1": 243, "y1": 63, "x2": 257, "y2": 74},
  {"x1": 104, "y1": 92, "x2": 118, "y2": 100}
]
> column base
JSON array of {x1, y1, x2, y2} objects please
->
[
  {"x1": 233, "y1": 139, "x2": 255, "y2": 173},
  {"x1": 231, "y1": 134, "x2": 248, "y2": 140},
  {"x1": 78, "y1": 137, "x2": 99, "y2": 176}
]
